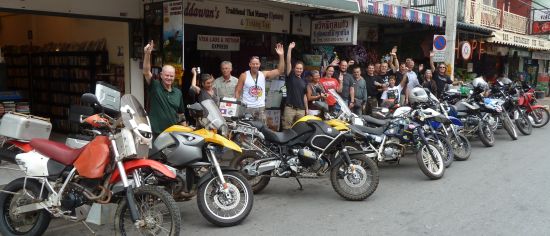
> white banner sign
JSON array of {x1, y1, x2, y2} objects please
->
[
  {"x1": 534, "y1": 9, "x2": 550, "y2": 22},
  {"x1": 311, "y1": 17, "x2": 358, "y2": 45},
  {"x1": 532, "y1": 51, "x2": 550, "y2": 60},
  {"x1": 184, "y1": 0, "x2": 290, "y2": 33},
  {"x1": 197, "y1": 35, "x2": 240, "y2": 51}
]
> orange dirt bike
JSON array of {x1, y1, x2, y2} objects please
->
[{"x1": 0, "y1": 93, "x2": 181, "y2": 236}]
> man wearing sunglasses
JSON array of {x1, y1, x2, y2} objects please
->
[
  {"x1": 429, "y1": 51, "x2": 453, "y2": 98},
  {"x1": 235, "y1": 43, "x2": 285, "y2": 123}
]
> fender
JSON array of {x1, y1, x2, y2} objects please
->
[
  {"x1": 330, "y1": 150, "x2": 365, "y2": 169},
  {"x1": 448, "y1": 116, "x2": 463, "y2": 126},
  {"x1": 192, "y1": 129, "x2": 242, "y2": 153},
  {"x1": 528, "y1": 104, "x2": 545, "y2": 112},
  {"x1": 109, "y1": 159, "x2": 176, "y2": 184},
  {"x1": 197, "y1": 166, "x2": 238, "y2": 187},
  {"x1": 9, "y1": 140, "x2": 32, "y2": 153}
]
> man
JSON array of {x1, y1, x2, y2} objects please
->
[
  {"x1": 374, "y1": 62, "x2": 382, "y2": 76},
  {"x1": 405, "y1": 61, "x2": 421, "y2": 104},
  {"x1": 235, "y1": 43, "x2": 285, "y2": 123},
  {"x1": 282, "y1": 42, "x2": 308, "y2": 129},
  {"x1": 333, "y1": 60, "x2": 355, "y2": 108},
  {"x1": 376, "y1": 62, "x2": 394, "y2": 105},
  {"x1": 429, "y1": 51, "x2": 453, "y2": 98},
  {"x1": 214, "y1": 61, "x2": 238, "y2": 99},
  {"x1": 364, "y1": 64, "x2": 380, "y2": 115},
  {"x1": 351, "y1": 67, "x2": 368, "y2": 115},
  {"x1": 142, "y1": 40, "x2": 186, "y2": 138}
]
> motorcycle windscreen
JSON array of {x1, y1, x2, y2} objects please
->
[
  {"x1": 328, "y1": 89, "x2": 353, "y2": 116},
  {"x1": 120, "y1": 94, "x2": 152, "y2": 157},
  {"x1": 200, "y1": 99, "x2": 228, "y2": 134}
]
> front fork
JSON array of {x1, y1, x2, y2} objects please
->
[
  {"x1": 111, "y1": 140, "x2": 141, "y2": 224},
  {"x1": 206, "y1": 145, "x2": 228, "y2": 190}
]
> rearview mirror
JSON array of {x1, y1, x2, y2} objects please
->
[{"x1": 81, "y1": 93, "x2": 100, "y2": 105}]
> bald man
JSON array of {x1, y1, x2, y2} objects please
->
[{"x1": 143, "y1": 41, "x2": 186, "y2": 137}]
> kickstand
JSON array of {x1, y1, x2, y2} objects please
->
[
  {"x1": 81, "y1": 221, "x2": 96, "y2": 235},
  {"x1": 295, "y1": 177, "x2": 303, "y2": 191}
]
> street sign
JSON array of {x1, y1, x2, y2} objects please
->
[{"x1": 433, "y1": 35, "x2": 446, "y2": 62}]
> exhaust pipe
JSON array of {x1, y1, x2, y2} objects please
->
[{"x1": 243, "y1": 160, "x2": 281, "y2": 176}]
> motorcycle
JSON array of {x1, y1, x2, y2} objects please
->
[
  {"x1": 145, "y1": 99, "x2": 254, "y2": 227},
  {"x1": 491, "y1": 82, "x2": 532, "y2": 136},
  {"x1": 229, "y1": 109, "x2": 379, "y2": 201},
  {"x1": 328, "y1": 89, "x2": 446, "y2": 180},
  {"x1": 0, "y1": 93, "x2": 182, "y2": 236},
  {"x1": 517, "y1": 86, "x2": 549, "y2": 128}
]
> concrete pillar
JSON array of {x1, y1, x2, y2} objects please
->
[{"x1": 444, "y1": 0, "x2": 460, "y2": 80}]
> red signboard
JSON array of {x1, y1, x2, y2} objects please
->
[{"x1": 532, "y1": 21, "x2": 550, "y2": 35}]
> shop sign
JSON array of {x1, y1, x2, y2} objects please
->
[
  {"x1": 532, "y1": 21, "x2": 550, "y2": 35},
  {"x1": 460, "y1": 41, "x2": 472, "y2": 60},
  {"x1": 532, "y1": 51, "x2": 550, "y2": 60},
  {"x1": 292, "y1": 14, "x2": 311, "y2": 36},
  {"x1": 197, "y1": 35, "x2": 240, "y2": 51},
  {"x1": 184, "y1": 0, "x2": 289, "y2": 34},
  {"x1": 490, "y1": 31, "x2": 550, "y2": 50},
  {"x1": 311, "y1": 17, "x2": 358, "y2": 45},
  {"x1": 534, "y1": 9, "x2": 550, "y2": 22},
  {"x1": 483, "y1": 44, "x2": 509, "y2": 56}
]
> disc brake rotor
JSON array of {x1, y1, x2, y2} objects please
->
[
  {"x1": 212, "y1": 183, "x2": 241, "y2": 210},
  {"x1": 343, "y1": 165, "x2": 367, "y2": 187}
]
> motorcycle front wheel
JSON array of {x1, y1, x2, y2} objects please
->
[
  {"x1": 529, "y1": 107, "x2": 550, "y2": 128},
  {"x1": 0, "y1": 178, "x2": 51, "y2": 236},
  {"x1": 197, "y1": 171, "x2": 253, "y2": 227},
  {"x1": 429, "y1": 137, "x2": 453, "y2": 168},
  {"x1": 451, "y1": 133, "x2": 472, "y2": 161},
  {"x1": 502, "y1": 113, "x2": 518, "y2": 140},
  {"x1": 330, "y1": 153, "x2": 379, "y2": 201},
  {"x1": 515, "y1": 113, "x2": 533, "y2": 135},
  {"x1": 115, "y1": 186, "x2": 181, "y2": 236},
  {"x1": 230, "y1": 152, "x2": 271, "y2": 194},
  {"x1": 478, "y1": 122, "x2": 495, "y2": 147},
  {"x1": 416, "y1": 143, "x2": 445, "y2": 180}
]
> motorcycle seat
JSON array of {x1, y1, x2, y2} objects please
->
[
  {"x1": 355, "y1": 125, "x2": 386, "y2": 135},
  {"x1": 361, "y1": 115, "x2": 389, "y2": 126},
  {"x1": 245, "y1": 120, "x2": 298, "y2": 144},
  {"x1": 244, "y1": 120, "x2": 265, "y2": 130},
  {"x1": 30, "y1": 139, "x2": 84, "y2": 166}
]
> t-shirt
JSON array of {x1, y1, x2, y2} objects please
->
[
  {"x1": 285, "y1": 72, "x2": 307, "y2": 109},
  {"x1": 433, "y1": 73, "x2": 452, "y2": 98},
  {"x1": 381, "y1": 84, "x2": 403, "y2": 100},
  {"x1": 338, "y1": 72, "x2": 354, "y2": 100},
  {"x1": 197, "y1": 89, "x2": 219, "y2": 105},
  {"x1": 214, "y1": 76, "x2": 238, "y2": 99},
  {"x1": 148, "y1": 79, "x2": 185, "y2": 134},
  {"x1": 319, "y1": 77, "x2": 339, "y2": 106},
  {"x1": 378, "y1": 71, "x2": 394, "y2": 86},
  {"x1": 406, "y1": 71, "x2": 421, "y2": 91},
  {"x1": 242, "y1": 71, "x2": 266, "y2": 108},
  {"x1": 364, "y1": 74, "x2": 378, "y2": 98}
]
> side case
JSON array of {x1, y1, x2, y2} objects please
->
[{"x1": 0, "y1": 112, "x2": 52, "y2": 140}]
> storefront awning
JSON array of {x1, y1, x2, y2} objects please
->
[
  {"x1": 457, "y1": 22, "x2": 494, "y2": 36},
  {"x1": 268, "y1": 0, "x2": 360, "y2": 13},
  {"x1": 488, "y1": 31, "x2": 550, "y2": 51},
  {"x1": 357, "y1": 0, "x2": 445, "y2": 27}
]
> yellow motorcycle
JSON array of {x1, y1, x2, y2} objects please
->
[{"x1": 144, "y1": 99, "x2": 253, "y2": 227}]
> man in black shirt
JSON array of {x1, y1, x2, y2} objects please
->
[
  {"x1": 429, "y1": 52, "x2": 453, "y2": 98},
  {"x1": 283, "y1": 42, "x2": 307, "y2": 129},
  {"x1": 333, "y1": 60, "x2": 355, "y2": 109},
  {"x1": 364, "y1": 64, "x2": 380, "y2": 115}
]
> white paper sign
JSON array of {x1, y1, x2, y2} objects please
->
[
  {"x1": 311, "y1": 17, "x2": 358, "y2": 45},
  {"x1": 197, "y1": 35, "x2": 240, "y2": 51},
  {"x1": 184, "y1": 0, "x2": 290, "y2": 33},
  {"x1": 534, "y1": 9, "x2": 550, "y2": 22}
]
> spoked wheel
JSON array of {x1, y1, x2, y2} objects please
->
[
  {"x1": 115, "y1": 186, "x2": 181, "y2": 236},
  {"x1": 429, "y1": 137, "x2": 453, "y2": 168},
  {"x1": 502, "y1": 113, "x2": 518, "y2": 140},
  {"x1": 0, "y1": 178, "x2": 51, "y2": 236},
  {"x1": 450, "y1": 133, "x2": 472, "y2": 161},
  {"x1": 197, "y1": 172, "x2": 253, "y2": 227},
  {"x1": 515, "y1": 113, "x2": 532, "y2": 135},
  {"x1": 330, "y1": 153, "x2": 379, "y2": 201},
  {"x1": 416, "y1": 144, "x2": 445, "y2": 180},
  {"x1": 230, "y1": 152, "x2": 271, "y2": 194},
  {"x1": 478, "y1": 122, "x2": 495, "y2": 147},
  {"x1": 529, "y1": 107, "x2": 549, "y2": 128}
]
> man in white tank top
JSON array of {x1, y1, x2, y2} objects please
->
[{"x1": 235, "y1": 43, "x2": 285, "y2": 123}]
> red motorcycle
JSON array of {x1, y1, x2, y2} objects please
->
[{"x1": 518, "y1": 87, "x2": 549, "y2": 128}]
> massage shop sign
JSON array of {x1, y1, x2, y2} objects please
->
[
  {"x1": 184, "y1": 0, "x2": 289, "y2": 33},
  {"x1": 311, "y1": 17, "x2": 358, "y2": 45}
]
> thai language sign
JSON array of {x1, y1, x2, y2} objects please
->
[
  {"x1": 184, "y1": 0, "x2": 289, "y2": 33},
  {"x1": 311, "y1": 17, "x2": 358, "y2": 45},
  {"x1": 197, "y1": 35, "x2": 240, "y2": 51}
]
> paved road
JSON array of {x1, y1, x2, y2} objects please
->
[{"x1": 28, "y1": 124, "x2": 549, "y2": 236}]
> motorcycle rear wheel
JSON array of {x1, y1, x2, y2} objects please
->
[
  {"x1": 502, "y1": 113, "x2": 518, "y2": 140},
  {"x1": 330, "y1": 153, "x2": 379, "y2": 201},
  {"x1": 529, "y1": 107, "x2": 550, "y2": 128},
  {"x1": 197, "y1": 171, "x2": 253, "y2": 227},
  {"x1": 230, "y1": 152, "x2": 271, "y2": 194},
  {"x1": 415, "y1": 143, "x2": 445, "y2": 180},
  {"x1": 429, "y1": 137, "x2": 453, "y2": 168},
  {"x1": 515, "y1": 113, "x2": 532, "y2": 135},
  {"x1": 115, "y1": 186, "x2": 181, "y2": 236},
  {"x1": 0, "y1": 178, "x2": 51, "y2": 236}
]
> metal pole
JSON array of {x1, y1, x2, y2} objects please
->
[{"x1": 444, "y1": 0, "x2": 460, "y2": 80}]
